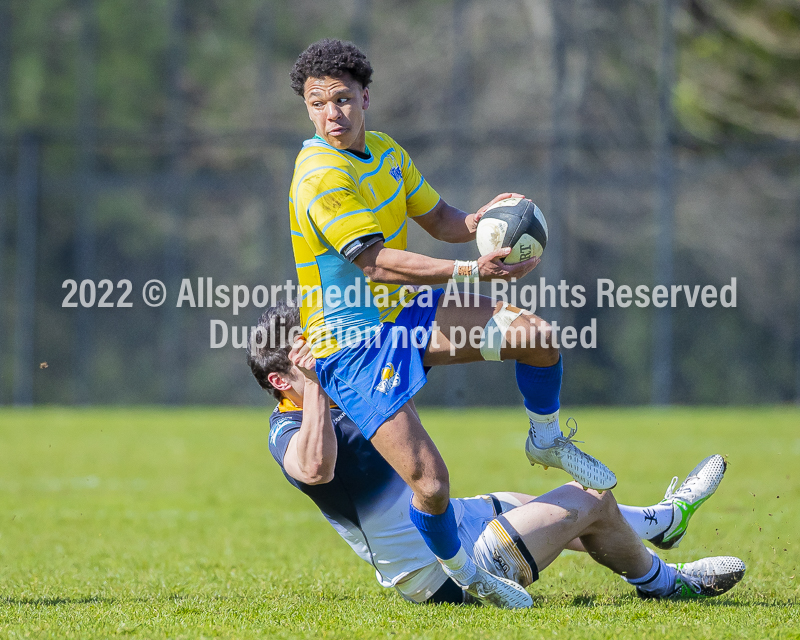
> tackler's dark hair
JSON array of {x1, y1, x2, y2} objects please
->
[{"x1": 246, "y1": 302, "x2": 302, "y2": 401}]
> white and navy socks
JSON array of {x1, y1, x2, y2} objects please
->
[
  {"x1": 624, "y1": 550, "x2": 677, "y2": 597},
  {"x1": 438, "y1": 546, "x2": 478, "y2": 585},
  {"x1": 617, "y1": 503, "x2": 675, "y2": 540},
  {"x1": 408, "y1": 499, "x2": 480, "y2": 587}
]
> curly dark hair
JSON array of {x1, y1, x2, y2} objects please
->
[
  {"x1": 246, "y1": 302, "x2": 302, "y2": 401},
  {"x1": 290, "y1": 38, "x2": 373, "y2": 96}
]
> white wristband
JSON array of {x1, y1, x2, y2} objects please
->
[{"x1": 452, "y1": 260, "x2": 479, "y2": 283}]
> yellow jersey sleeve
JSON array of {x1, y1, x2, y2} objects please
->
[
  {"x1": 296, "y1": 159, "x2": 384, "y2": 254},
  {"x1": 393, "y1": 140, "x2": 441, "y2": 218}
]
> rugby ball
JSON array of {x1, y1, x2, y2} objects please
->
[{"x1": 475, "y1": 197, "x2": 548, "y2": 264}]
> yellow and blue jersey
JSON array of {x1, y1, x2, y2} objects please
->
[{"x1": 290, "y1": 131, "x2": 441, "y2": 357}]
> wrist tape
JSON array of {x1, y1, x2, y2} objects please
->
[{"x1": 452, "y1": 260, "x2": 479, "y2": 283}]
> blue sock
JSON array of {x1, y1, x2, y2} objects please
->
[
  {"x1": 515, "y1": 355, "x2": 562, "y2": 414},
  {"x1": 408, "y1": 500, "x2": 462, "y2": 561}
]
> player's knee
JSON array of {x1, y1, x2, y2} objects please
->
[
  {"x1": 520, "y1": 322, "x2": 558, "y2": 366},
  {"x1": 587, "y1": 488, "x2": 619, "y2": 523},
  {"x1": 568, "y1": 482, "x2": 615, "y2": 514},
  {"x1": 501, "y1": 317, "x2": 559, "y2": 364},
  {"x1": 596, "y1": 488, "x2": 617, "y2": 510},
  {"x1": 534, "y1": 324, "x2": 558, "y2": 354},
  {"x1": 413, "y1": 475, "x2": 450, "y2": 512}
]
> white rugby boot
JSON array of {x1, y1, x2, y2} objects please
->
[
  {"x1": 525, "y1": 413, "x2": 617, "y2": 491},
  {"x1": 648, "y1": 454, "x2": 727, "y2": 550},
  {"x1": 454, "y1": 565, "x2": 533, "y2": 609},
  {"x1": 637, "y1": 556, "x2": 746, "y2": 600}
]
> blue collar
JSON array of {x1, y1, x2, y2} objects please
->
[{"x1": 312, "y1": 134, "x2": 373, "y2": 161}]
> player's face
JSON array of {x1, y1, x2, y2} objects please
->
[{"x1": 303, "y1": 73, "x2": 369, "y2": 152}]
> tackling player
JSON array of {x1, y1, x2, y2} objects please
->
[
  {"x1": 247, "y1": 303, "x2": 746, "y2": 606},
  {"x1": 288, "y1": 38, "x2": 613, "y2": 606}
]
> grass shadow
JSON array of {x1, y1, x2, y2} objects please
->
[
  {"x1": 693, "y1": 598, "x2": 798, "y2": 608},
  {"x1": 1, "y1": 596, "x2": 118, "y2": 606},
  {"x1": 570, "y1": 594, "x2": 600, "y2": 607}
]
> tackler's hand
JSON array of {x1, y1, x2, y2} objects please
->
[{"x1": 289, "y1": 336, "x2": 319, "y2": 384}]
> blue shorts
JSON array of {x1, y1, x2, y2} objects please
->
[{"x1": 315, "y1": 288, "x2": 444, "y2": 440}]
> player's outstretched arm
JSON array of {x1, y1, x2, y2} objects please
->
[
  {"x1": 282, "y1": 338, "x2": 337, "y2": 485},
  {"x1": 412, "y1": 193, "x2": 525, "y2": 244},
  {"x1": 354, "y1": 240, "x2": 540, "y2": 285}
]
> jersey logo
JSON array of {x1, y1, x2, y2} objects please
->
[
  {"x1": 388, "y1": 155, "x2": 403, "y2": 182},
  {"x1": 270, "y1": 418, "x2": 293, "y2": 446},
  {"x1": 375, "y1": 363, "x2": 401, "y2": 394}
]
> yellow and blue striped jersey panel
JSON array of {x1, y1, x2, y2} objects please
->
[{"x1": 289, "y1": 131, "x2": 441, "y2": 357}]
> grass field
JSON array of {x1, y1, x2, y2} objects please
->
[{"x1": 0, "y1": 406, "x2": 798, "y2": 639}]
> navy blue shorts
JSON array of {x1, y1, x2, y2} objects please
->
[{"x1": 315, "y1": 288, "x2": 444, "y2": 440}]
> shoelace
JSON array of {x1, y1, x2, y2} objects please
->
[
  {"x1": 532, "y1": 418, "x2": 610, "y2": 476},
  {"x1": 676, "y1": 474, "x2": 700, "y2": 496},
  {"x1": 554, "y1": 418, "x2": 613, "y2": 472},
  {"x1": 552, "y1": 417, "x2": 584, "y2": 448},
  {"x1": 677, "y1": 568, "x2": 704, "y2": 595},
  {"x1": 663, "y1": 476, "x2": 679, "y2": 501},
  {"x1": 550, "y1": 418, "x2": 612, "y2": 472},
  {"x1": 663, "y1": 472, "x2": 701, "y2": 501}
]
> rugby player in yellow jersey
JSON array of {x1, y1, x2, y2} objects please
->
[{"x1": 286, "y1": 38, "x2": 616, "y2": 608}]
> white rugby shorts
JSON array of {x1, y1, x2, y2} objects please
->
[
  {"x1": 462, "y1": 494, "x2": 539, "y2": 589},
  {"x1": 395, "y1": 493, "x2": 539, "y2": 602}
]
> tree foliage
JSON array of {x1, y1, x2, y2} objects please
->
[
  {"x1": 0, "y1": 0, "x2": 797, "y2": 405},
  {"x1": 677, "y1": 0, "x2": 800, "y2": 140}
]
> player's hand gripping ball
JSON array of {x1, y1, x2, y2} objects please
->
[{"x1": 475, "y1": 197, "x2": 548, "y2": 264}]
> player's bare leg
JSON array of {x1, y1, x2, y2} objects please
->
[
  {"x1": 424, "y1": 292, "x2": 616, "y2": 490},
  {"x1": 370, "y1": 402, "x2": 532, "y2": 608},
  {"x1": 370, "y1": 401, "x2": 451, "y2": 516},
  {"x1": 423, "y1": 294, "x2": 556, "y2": 367},
  {"x1": 497, "y1": 484, "x2": 745, "y2": 599},
  {"x1": 505, "y1": 485, "x2": 652, "y2": 577},
  {"x1": 489, "y1": 453, "x2": 728, "y2": 555}
]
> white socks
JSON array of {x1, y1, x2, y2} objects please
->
[
  {"x1": 527, "y1": 409, "x2": 562, "y2": 448},
  {"x1": 624, "y1": 550, "x2": 677, "y2": 597},
  {"x1": 439, "y1": 547, "x2": 477, "y2": 585},
  {"x1": 618, "y1": 503, "x2": 675, "y2": 540}
]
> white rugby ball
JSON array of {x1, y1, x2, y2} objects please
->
[{"x1": 475, "y1": 197, "x2": 548, "y2": 264}]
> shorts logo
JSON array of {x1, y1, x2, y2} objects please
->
[
  {"x1": 375, "y1": 363, "x2": 401, "y2": 394},
  {"x1": 492, "y1": 550, "x2": 511, "y2": 577}
]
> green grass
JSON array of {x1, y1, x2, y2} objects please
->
[{"x1": 0, "y1": 406, "x2": 798, "y2": 639}]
